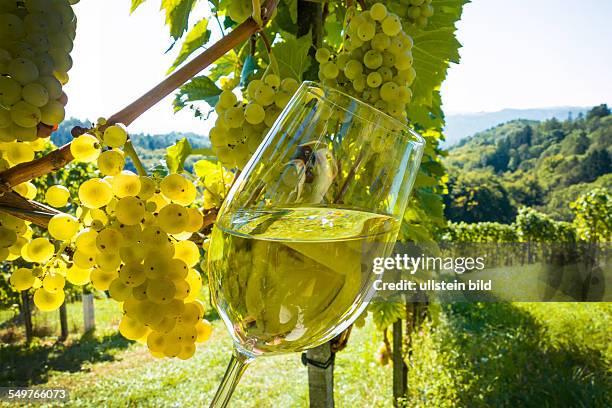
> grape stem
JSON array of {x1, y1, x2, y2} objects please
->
[
  {"x1": 0, "y1": 191, "x2": 61, "y2": 228},
  {"x1": 123, "y1": 141, "x2": 148, "y2": 177},
  {"x1": 0, "y1": 0, "x2": 281, "y2": 194},
  {"x1": 258, "y1": 31, "x2": 280, "y2": 77}
]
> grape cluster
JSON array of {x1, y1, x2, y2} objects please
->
[
  {"x1": 10, "y1": 122, "x2": 213, "y2": 359},
  {"x1": 0, "y1": 0, "x2": 78, "y2": 143},
  {"x1": 210, "y1": 74, "x2": 299, "y2": 169},
  {"x1": 317, "y1": 3, "x2": 416, "y2": 121},
  {"x1": 387, "y1": 0, "x2": 435, "y2": 29}
]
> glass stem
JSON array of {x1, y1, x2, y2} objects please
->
[{"x1": 209, "y1": 348, "x2": 253, "y2": 408}]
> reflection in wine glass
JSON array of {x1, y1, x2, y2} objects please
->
[{"x1": 207, "y1": 81, "x2": 424, "y2": 407}]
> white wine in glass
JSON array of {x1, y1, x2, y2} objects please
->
[{"x1": 207, "y1": 82, "x2": 424, "y2": 407}]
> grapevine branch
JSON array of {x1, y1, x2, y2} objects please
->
[
  {"x1": 0, "y1": 0, "x2": 280, "y2": 195},
  {"x1": 0, "y1": 0, "x2": 279, "y2": 220}
]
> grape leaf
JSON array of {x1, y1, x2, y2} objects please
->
[
  {"x1": 173, "y1": 76, "x2": 222, "y2": 112},
  {"x1": 369, "y1": 301, "x2": 405, "y2": 330},
  {"x1": 161, "y1": 0, "x2": 197, "y2": 40},
  {"x1": 130, "y1": 0, "x2": 147, "y2": 13},
  {"x1": 210, "y1": 51, "x2": 240, "y2": 81},
  {"x1": 272, "y1": 31, "x2": 313, "y2": 81},
  {"x1": 168, "y1": 18, "x2": 210, "y2": 74},
  {"x1": 165, "y1": 138, "x2": 192, "y2": 173},
  {"x1": 240, "y1": 55, "x2": 257, "y2": 86}
]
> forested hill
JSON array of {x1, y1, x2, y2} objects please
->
[{"x1": 444, "y1": 104, "x2": 611, "y2": 222}]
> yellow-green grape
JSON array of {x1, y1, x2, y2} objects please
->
[
  {"x1": 227, "y1": 0, "x2": 251, "y2": 24},
  {"x1": 21, "y1": 82, "x2": 49, "y2": 107},
  {"x1": 315, "y1": 48, "x2": 331, "y2": 64},
  {"x1": 180, "y1": 302, "x2": 202, "y2": 326},
  {"x1": 147, "y1": 279, "x2": 176, "y2": 304},
  {"x1": 10, "y1": 267, "x2": 35, "y2": 290},
  {"x1": 102, "y1": 124, "x2": 127, "y2": 148},
  {"x1": 137, "y1": 176, "x2": 156, "y2": 200},
  {"x1": 97, "y1": 150, "x2": 125, "y2": 176},
  {"x1": 26, "y1": 237, "x2": 54, "y2": 263},
  {"x1": 370, "y1": 3, "x2": 388, "y2": 21},
  {"x1": 66, "y1": 265, "x2": 90, "y2": 285},
  {"x1": 382, "y1": 14, "x2": 402, "y2": 36},
  {"x1": 177, "y1": 343, "x2": 196, "y2": 360},
  {"x1": 115, "y1": 196, "x2": 144, "y2": 225},
  {"x1": 118, "y1": 263, "x2": 146, "y2": 287},
  {"x1": 48, "y1": 213, "x2": 79, "y2": 241},
  {"x1": 71, "y1": 134, "x2": 100, "y2": 162},
  {"x1": 160, "y1": 174, "x2": 190, "y2": 202},
  {"x1": 12, "y1": 181, "x2": 36, "y2": 199},
  {"x1": 42, "y1": 273, "x2": 65, "y2": 292},
  {"x1": 184, "y1": 269, "x2": 202, "y2": 302},
  {"x1": 217, "y1": 90, "x2": 237, "y2": 109},
  {"x1": 195, "y1": 320, "x2": 212, "y2": 343},
  {"x1": 8, "y1": 57, "x2": 39, "y2": 84},
  {"x1": 364, "y1": 50, "x2": 383, "y2": 70},
  {"x1": 6, "y1": 142, "x2": 34, "y2": 165},
  {"x1": 132, "y1": 281, "x2": 148, "y2": 301},
  {"x1": 184, "y1": 207, "x2": 203, "y2": 233},
  {"x1": 33, "y1": 288, "x2": 65, "y2": 311},
  {"x1": 112, "y1": 171, "x2": 141, "y2": 198},
  {"x1": 264, "y1": 74, "x2": 281, "y2": 88},
  {"x1": 157, "y1": 203, "x2": 189, "y2": 234},
  {"x1": 96, "y1": 227, "x2": 123, "y2": 253},
  {"x1": 119, "y1": 242, "x2": 146, "y2": 264},
  {"x1": 45, "y1": 185, "x2": 70, "y2": 207},
  {"x1": 244, "y1": 103, "x2": 265, "y2": 125},
  {"x1": 224, "y1": 106, "x2": 245, "y2": 128},
  {"x1": 37, "y1": 76, "x2": 62, "y2": 99},
  {"x1": 74, "y1": 228, "x2": 98, "y2": 254},
  {"x1": 147, "y1": 331, "x2": 166, "y2": 353},
  {"x1": 72, "y1": 249, "x2": 96, "y2": 269},
  {"x1": 0, "y1": 227, "x2": 17, "y2": 248},
  {"x1": 167, "y1": 258, "x2": 189, "y2": 281},
  {"x1": 320, "y1": 62, "x2": 339, "y2": 79},
  {"x1": 367, "y1": 72, "x2": 383, "y2": 88},
  {"x1": 151, "y1": 316, "x2": 177, "y2": 334},
  {"x1": 10, "y1": 101, "x2": 40, "y2": 128},
  {"x1": 109, "y1": 279, "x2": 132, "y2": 301},
  {"x1": 95, "y1": 251, "x2": 121, "y2": 271},
  {"x1": 119, "y1": 315, "x2": 148, "y2": 340},
  {"x1": 90, "y1": 267, "x2": 117, "y2": 291},
  {"x1": 79, "y1": 178, "x2": 112, "y2": 209},
  {"x1": 174, "y1": 240, "x2": 200, "y2": 268}
]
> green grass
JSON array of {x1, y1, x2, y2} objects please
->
[{"x1": 0, "y1": 299, "x2": 610, "y2": 407}]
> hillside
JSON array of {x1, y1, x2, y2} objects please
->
[
  {"x1": 444, "y1": 104, "x2": 611, "y2": 222},
  {"x1": 443, "y1": 107, "x2": 589, "y2": 147}
]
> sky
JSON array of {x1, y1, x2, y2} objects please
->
[{"x1": 65, "y1": 0, "x2": 612, "y2": 133}]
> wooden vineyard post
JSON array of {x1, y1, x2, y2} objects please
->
[
  {"x1": 20, "y1": 291, "x2": 33, "y2": 344},
  {"x1": 59, "y1": 302, "x2": 69, "y2": 342},
  {"x1": 304, "y1": 342, "x2": 335, "y2": 408},
  {"x1": 392, "y1": 319, "x2": 408, "y2": 407},
  {"x1": 82, "y1": 292, "x2": 95, "y2": 332}
]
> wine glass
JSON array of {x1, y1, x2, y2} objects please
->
[{"x1": 207, "y1": 81, "x2": 424, "y2": 407}]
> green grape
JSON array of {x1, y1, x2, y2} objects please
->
[
  {"x1": 10, "y1": 101, "x2": 41, "y2": 128},
  {"x1": 363, "y1": 50, "x2": 383, "y2": 69},
  {"x1": 253, "y1": 84, "x2": 275, "y2": 106},
  {"x1": 367, "y1": 72, "x2": 383, "y2": 88},
  {"x1": 115, "y1": 196, "x2": 144, "y2": 226},
  {"x1": 96, "y1": 251, "x2": 121, "y2": 271},
  {"x1": 370, "y1": 3, "x2": 388, "y2": 21},
  {"x1": 0, "y1": 226, "x2": 17, "y2": 248},
  {"x1": 49, "y1": 32, "x2": 73, "y2": 53},
  {"x1": 103, "y1": 124, "x2": 128, "y2": 148},
  {"x1": 40, "y1": 99, "x2": 65, "y2": 125},
  {"x1": 96, "y1": 227, "x2": 123, "y2": 253},
  {"x1": 357, "y1": 21, "x2": 376, "y2": 41},
  {"x1": 90, "y1": 267, "x2": 117, "y2": 291},
  {"x1": 382, "y1": 14, "x2": 402, "y2": 36},
  {"x1": 131, "y1": 281, "x2": 148, "y2": 301},
  {"x1": 0, "y1": 76, "x2": 21, "y2": 106},
  {"x1": 0, "y1": 107, "x2": 10, "y2": 128},
  {"x1": 157, "y1": 203, "x2": 189, "y2": 234},
  {"x1": 395, "y1": 53, "x2": 413, "y2": 71},
  {"x1": 224, "y1": 106, "x2": 245, "y2": 128},
  {"x1": 320, "y1": 61, "x2": 339, "y2": 79},
  {"x1": 280, "y1": 78, "x2": 299, "y2": 93},
  {"x1": 173, "y1": 240, "x2": 200, "y2": 268},
  {"x1": 246, "y1": 79, "x2": 263, "y2": 99},
  {"x1": 137, "y1": 176, "x2": 156, "y2": 200},
  {"x1": 217, "y1": 90, "x2": 237, "y2": 109},
  {"x1": 66, "y1": 265, "x2": 90, "y2": 285},
  {"x1": 26, "y1": 237, "x2": 54, "y2": 263},
  {"x1": 379, "y1": 81, "x2": 400, "y2": 102},
  {"x1": 180, "y1": 302, "x2": 202, "y2": 326},
  {"x1": 264, "y1": 74, "x2": 281, "y2": 88},
  {"x1": 166, "y1": 258, "x2": 189, "y2": 281},
  {"x1": 315, "y1": 47, "x2": 331, "y2": 64},
  {"x1": 21, "y1": 82, "x2": 49, "y2": 107},
  {"x1": 48, "y1": 48, "x2": 72, "y2": 72},
  {"x1": 119, "y1": 315, "x2": 148, "y2": 340},
  {"x1": 112, "y1": 171, "x2": 141, "y2": 198},
  {"x1": 398, "y1": 85, "x2": 413, "y2": 103},
  {"x1": 343, "y1": 59, "x2": 363, "y2": 80},
  {"x1": 10, "y1": 267, "x2": 35, "y2": 290},
  {"x1": 227, "y1": 0, "x2": 251, "y2": 23},
  {"x1": 33, "y1": 287, "x2": 65, "y2": 311},
  {"x1": 109, "y1": 279, "x2": 132, "y2": 301},
  {"x1": 73, "y1": 249, "x2": 96, "y2": 269},
  {"x1": 151, "y1": 316, "x2": 176, "y2": 335},
  {"x1": 8, "y1": 57, "x2": 39, "y2": 84},
  {"x1": 160, "y1": 174, "x2": 190, "y2": 201},
  {"x1": 71, "y1": 134, "x2": 100, "y2": 162},
  {"x1": 184, "y1": 207, "x2": 203, "y2": 233},
  {"x1": 33, "y1": 53, "x2": 55, "y2": 75},
  {"x1": 172, "y1": 279, "x2": 190, "y2": 300},
  {"x1": 97, "y1": 149, "x2": 125, "y2": 176},
  {"x1": 244, "y1": 102, "x2": 265, "y2": 125},
  {"x1": 78, "y1": 178, "x2": 112, "y2": 209},
  {"x1": 147, "y1": 331, "x2": 166, "y2": 353},
  {"x1": 37, "y1": 75, "x2": 62, "y2": 99},
  {"x1": 184, "y1": 269, "x2": 202, "y2": 302},
  {"x1": 26, "y1": 31, "x2": 49, "y2": 52},
  {"x1": 147, "y1": 279, "x2": 176, "y2": 304},
  {"x1": 371, "y1": 33, "x2": 391, "y2": 52},
  {"x1": 195, "y1": 320, "x2": 212, "y2": 343},
  {"x1": 48, "y1": 213, "x2": 79, "y2": 241},
  {"x1": 42, "y1": 273, "x2": 65, "y2": 293},
  {"x1": 5, "y1": 141, "x2": 34, "y2": 164},
  {"x1": 119, "y1": 263, "x2": 146, "y2": 287},
  {"x1": 0, "y1": 13, "x2": 24, "y2": 40}
]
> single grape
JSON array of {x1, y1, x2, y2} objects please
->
[
  {"x1": 10, "y1": 267, "x2": 35, "y2": 290},
  {"x1": 157, "y1": 203, "x2": 189, "y2": 234},
  {"x1": 363, "y1": 50, "x2": 383, "y2": 70},
  {"x1": 315, "y1": 48, "x2": 331, "y2": 63},
  {"x1": 96, "y1": 227, "x2": 123, "y2": 253},
  {"x1": 42, "y1": 273, "x2": 65, "y2": 293},
  {"x1": 40, "y1": 100, "x2": 65, "y2": 126},
  {"x1": 21, "y1": 83, "x2": 49, "y2": 107},
  {"x1": 90, "y1": 267, "x2": 118, "y2": 291},
  {"x1": 112, "y1": 171, "x2": 141, "y2": 198},
  {"x1": 26, "y1": 237, "x2": 54, "y2": 263},
  {"x1": 115, "y1": 196, "x2": 145, "y2": 225},
  {"x1": 119, "y1": 315, "x2": 148, "y2": 340},
  {"x1": 37, "y1": 76, "x2": 62, "y2": 99},
  {"x1": 147, "y1": 279, "x2": 176, "y2": 304},
  {"x1": 97, "y1": 149, "x2": 125, "y2": 176},
  {"x1": 33, "y1": 287, "x2": 65, "y2": 311},
  {"x1": 0, "y1": 76, "x2": 21, "y2": 106},
  {"x1": 367, "y1": 72, "x2": 383, "y2": 88},
  {"x1": 382, "y1": 14, "x2": 402, "y2": 37},
  {"x1": 103, "y1": 124, "x2": 128, "y2": 148},
  {"x1": 10, "y1": 101, "x2": 41, "y2": 128},
  {"x1": 370, "y1": 3, "x2": 388, "y2": 21},
  {"x1": 66, "y1": 265, "x2": 90, "y2": 285},
  {"x1": 79, "y1": 178, "x2": 112, "y2": 209},
  {"x1": 71, "y1": 134, "x2": 100, "y2": 162},
  {"x1": 109, "y1": 279, "x2": 132, "y2": 302},
  {"x1": 48, "y1": 213, "x2": 79, "y2": 241},
  {"x1": 244, "y1": 103, "x2": 265, "y2": 125},
  {"x1": 8, "y1": 57, "x2": 39, "y2": 84}
]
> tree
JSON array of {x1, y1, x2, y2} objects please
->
[{"x1": 570, "y1": 188, "x2": 612, "y2": 242}]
